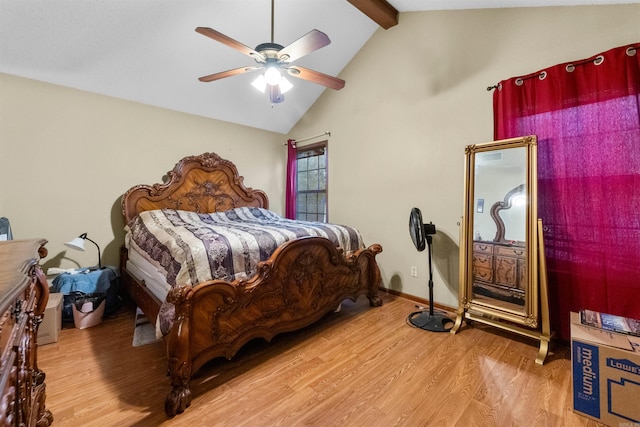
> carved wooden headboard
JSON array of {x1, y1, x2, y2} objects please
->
[{"x1": 122, "y1": 152, "x2": 269, "y2": 223}]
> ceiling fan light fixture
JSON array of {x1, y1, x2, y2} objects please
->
[
  {"x1": 251, "y1": 74, "x2": 267, "y2": 92},
  {"x1": 264, "y1": 65, "x2": 282, "y2": 86},
  {"x1": 252, "y1": 73, "x2": 292, "y2": 96},
  {"x1": 279, "y1": 76, "x2": 293, "y2": 93}
]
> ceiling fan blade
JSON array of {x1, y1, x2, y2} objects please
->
[
  {"x1": 286, "y1": 66, "x2": 345, "y2": 90},
  {"x1": 195, "y1": 27, "x2": 264, "y2": 61},
  {"x1": 198, "y1": 66, "x2": 260, "y2": 83},
  {"x1": 278, "y1": 29, "x2": 331, "y2": 63}
]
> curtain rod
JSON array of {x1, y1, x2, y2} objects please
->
[
  {"x1": 283, "y1": 131, "x2": 331, "y2": 145},
  {"x1": 487, "y1": 43, "x2": 640, "y2": 91}
]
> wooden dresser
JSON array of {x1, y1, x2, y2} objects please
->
[
  {"x1": 472, "y1": 241, "x2": 527, "y2": 305},
  {"x1": 0, "y1": 239, "x2": 53, "y2": 426}
]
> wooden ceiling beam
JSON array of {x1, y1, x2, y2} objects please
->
[{"x1": 347, "y1": 0, "x2": 399, "y2": 29}]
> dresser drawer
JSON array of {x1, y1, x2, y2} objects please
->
[
  {"x1": 473, "y1": 242, "x2": 493, "y2": 255},
  {"x1": 473, "y1": 249, "x2": 494, "y2": 283},
  {"x1": 473, "y1": 265, "x2": 494, "y2": 282},
  {"x1": 472, "y1": 253, "x2": 492, "y2": 269}
]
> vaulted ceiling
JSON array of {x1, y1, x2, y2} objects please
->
[{"x1": 1, "y1": 0, "x2": 636, "y2": 133}]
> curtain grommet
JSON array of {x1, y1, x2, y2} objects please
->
[
  {"x1": 539, "y1": 71, "x2": 547, "y2": 80},
  {"x1": 566, "y1": 64, "x2": 575, "y2": 72},
  {"x1": 515, "y1": 78, "x2": 524, "y2": 86},
  {"x1": 627, "y1": 47, "x2": 637, "y2": 56},
  {"x1": 594, "y1": 55, "x2": 604, "y2": 66}
]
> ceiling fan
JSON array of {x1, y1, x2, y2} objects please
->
[{"x1": 196, "y1": 0, "x2": 345, "y2": 104}]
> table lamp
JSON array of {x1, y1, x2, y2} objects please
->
[{"x1": 64, "y1": 233, "x2": 102, "y2": 269}]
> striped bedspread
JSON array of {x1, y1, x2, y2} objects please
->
[{"x1": 125, "y1": 207, "x2": 365, "y2": 289}]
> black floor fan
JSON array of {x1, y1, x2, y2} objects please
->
[{"x1": 407, "y1": 207, "x2": 453, "y2": 332}]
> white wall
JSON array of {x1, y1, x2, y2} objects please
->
[
  {"x1": 288, "y1": 5, "x2": 640, "y2": 307},
  {"x1": 0, "y1": 74, "x2": 284, "y2": 270}
]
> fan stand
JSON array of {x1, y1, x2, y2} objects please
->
[{"x1": 408, "y1": 235, "x2": 454, "y2": 332}]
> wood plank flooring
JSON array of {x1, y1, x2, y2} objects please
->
[{"x1": 37, "y1": 293, "x2": 605, "y2": 426}]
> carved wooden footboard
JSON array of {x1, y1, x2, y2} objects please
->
[{"x1": 164, "y1": 237, "x2": 382, "y2": 416}]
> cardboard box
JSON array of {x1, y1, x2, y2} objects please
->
[
  {"x1": 571, "y1": 312, "x2": 640, "y2": 426},
  {"x1": 38, "y1": 293, "x2": 63, "y2": 345}
]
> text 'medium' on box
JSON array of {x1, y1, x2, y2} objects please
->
[{"x1": 571, "y1": 312, "x2": 640, "y2": 426}]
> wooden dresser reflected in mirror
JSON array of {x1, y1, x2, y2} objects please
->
[
  {"x1": 472, "y1": 240, "x2": 526, "y2": 307},
  {"x1": 472, "y1": 183, "x2": 527, "y2": 311}
]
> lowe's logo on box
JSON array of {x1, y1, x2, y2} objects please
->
[
  {"x1": 606, "y1": 358, "x2": 640, "y2": 376},
  {"x1": 573, "y1": 341, "x2": 600, "y2": 418}
]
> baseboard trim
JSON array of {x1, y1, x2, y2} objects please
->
[{"x1": 378, "y1": 287, "x2": 457, "y2": 314}]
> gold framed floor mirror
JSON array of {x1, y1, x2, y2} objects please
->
[{"x1": 450, "y1": 135, "x2": 551, "y2": 365}]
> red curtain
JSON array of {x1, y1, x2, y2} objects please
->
[
  {"x1": 493, "y1": 43, "x2": 640, "y2": 341},
  {"x1": 285, "y1": 139, "x2": 297, "y2": 219}
]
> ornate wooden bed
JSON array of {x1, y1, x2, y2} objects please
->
[{"x1": 120, "y1": 152, "x2": 383, "y2": 417}]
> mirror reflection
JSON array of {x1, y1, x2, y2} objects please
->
[{"x1": 472, "y1": 146, "x2": 527, "y2": 312}]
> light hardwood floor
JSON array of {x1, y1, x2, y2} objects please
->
[{"x1": 37, "y1": 293, "x2": 604, "y2": 426}]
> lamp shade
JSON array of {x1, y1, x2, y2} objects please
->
[
  {"x1": 64, "y1": 236, "x2": 87, "y2": 251},
  {"x1": 251, "y1": 74, "x2": 267, "y2": 92},
  {"x1": 279, "y1": 76, "x2": 293, "y2": 93},
  {"x1": 264, "y1": 65, "x2": 281, "y2": 86}
]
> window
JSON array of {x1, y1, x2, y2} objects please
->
[{"x1": 295, "y1": 141, "x2": 327, "y2": 222}]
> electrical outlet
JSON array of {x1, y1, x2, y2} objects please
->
[{"x1": 411, "y1": 266, "x2": 418, "y2": 277}]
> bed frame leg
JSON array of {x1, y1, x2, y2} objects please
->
[
  {"x1": 165, "y1": 358, "x2": 192, "y2": 417},
  {"x1": 164, "y1": 286, "x2": 194, "y2": 417},
  {"x1": 365, "y1": 243, "x2": 383, "y2": 307},
  {"x1": 368, "y1": 294, "x2": 383, "y2": 307}
]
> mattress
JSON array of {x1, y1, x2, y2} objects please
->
[{"x1": 125, "y1": 244, "x2": 171, "y2": 303}]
